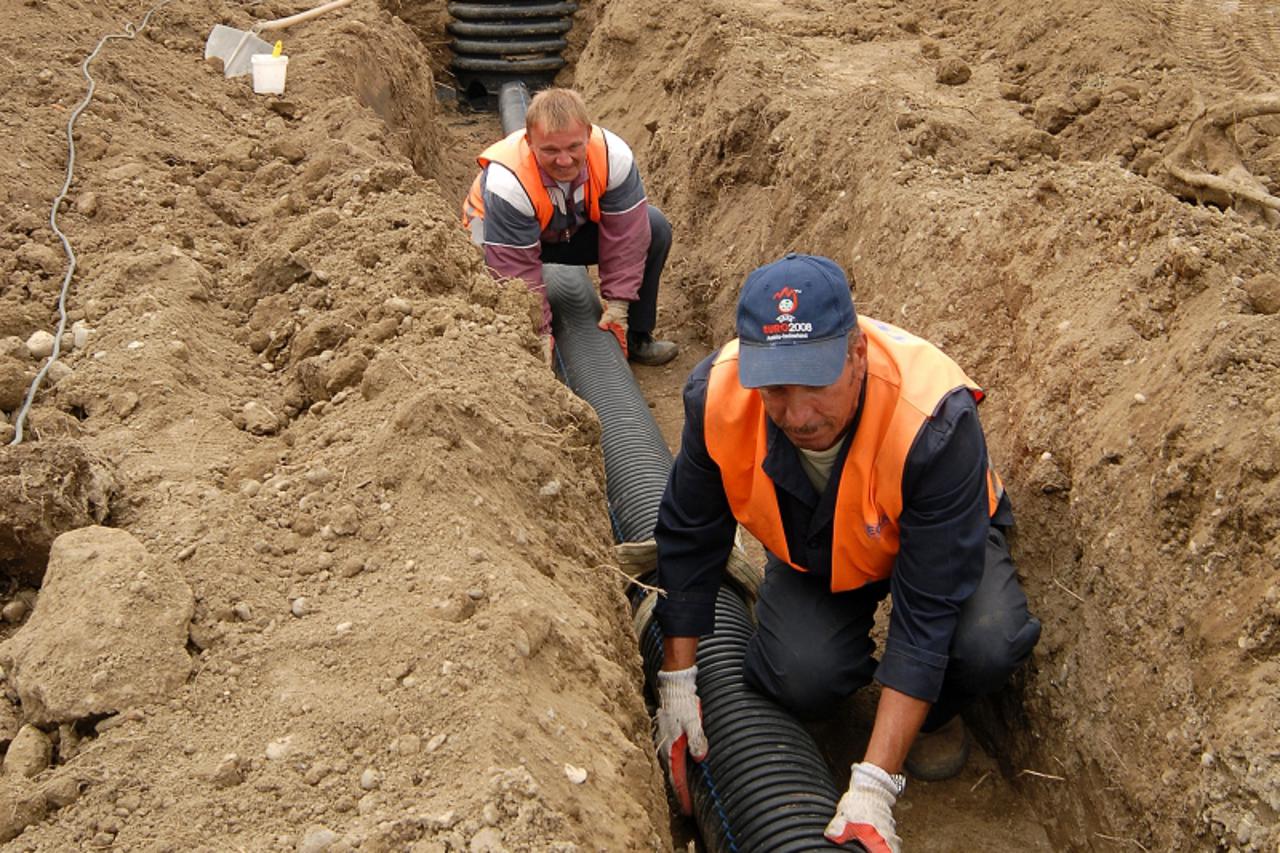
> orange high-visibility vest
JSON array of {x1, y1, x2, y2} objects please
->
[
  {"x1": 461, "y1": 125, "x2": 610, "y2": 230},
  {"x1": 705, "y1": 317, "x2": 1004, "y2": 592}
]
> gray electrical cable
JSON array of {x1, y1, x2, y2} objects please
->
[{"x1": 8, "y1": 0, "x2": 172, "y2": 446}]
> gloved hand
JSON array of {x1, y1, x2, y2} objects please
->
[
  {"x1": 824, "y1": 762, "x2": 903, "y2": 852},
  {"x1": 655, "y1": 665, "x2": 708, "y2": 816},
  {"x1": 598, "y1": 298, "x2": 630, "y2": 357}
]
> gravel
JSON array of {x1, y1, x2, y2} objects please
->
[
  {"x1": 3, "y1": 725, "x2": 52, "y2": 777},
  {"x1": 296, "y1": 825, "x2": 338, "y2": 853},
  {"x1": 25, "y1": 331, "x2": 55, "y2": 359}
]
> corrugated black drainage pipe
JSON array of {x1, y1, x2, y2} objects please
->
[
  {"x1": 636, "y1": 587, "x2": 849, "y2": 853},
  {"x1": 505, "y1": 95, "x2": 854, "y2": 852},
  {"x1": 447, "y1": 0, "x2": 575, "y2": 106},
  {"x1": 544, "y1": 265, "x2": 672, "y2": 542},
  {"x1": 498, "y1": 81, "x2": 530, "y2": 136}
]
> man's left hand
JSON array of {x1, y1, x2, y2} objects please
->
[
  {"x1": 598, "y1": 298, "x2": 629, "y2": 357},
  {"x1": 824, "y1": 762, "x2": 902, "y2": 852}
]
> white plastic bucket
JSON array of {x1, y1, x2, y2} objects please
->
[{"x1": 251, "y1": 54, "x2": 289, "y2": 95}]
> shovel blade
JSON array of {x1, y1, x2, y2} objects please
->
[{"x1": 204, "y1": 24, "x2": 272, "y2": 78}]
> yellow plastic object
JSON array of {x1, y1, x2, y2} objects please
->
[{"x1": 272, "y1": 40, "x2": 283, "y2": 57}]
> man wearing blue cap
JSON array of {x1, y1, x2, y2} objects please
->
[{"x1": 651, "y1": 254, "x2": 1041, "y2": 851}]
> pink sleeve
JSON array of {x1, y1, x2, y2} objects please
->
[{"x1": 597, "y1": 201, "x2": 650, "y2": 303}]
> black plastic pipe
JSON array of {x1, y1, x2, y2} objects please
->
[
  {"x1": 447, "y1": 0, "x2": 576, "y2": 94},
  {"x1": 544, "y1": 266, "x2": 673, "y2": 542},
  {"x1": 498, "y1": 81, "x2": 531, "y2": 137},
  {"x1": 636, "y1": 587, "x2": 848, "y2": 853},
  {"x1": 451, "y1": 55, "x2": 565, "y2": 74},
  {"x1": 448, "y1": 1, "x2": 578, "y2": 20},
  {"x1": 447, "y1": 18, "x2": 572, "y2": 37},
  {"x1": 504, "y1": 95, "x2": 855, "y2": 852},
  {"x1": 452, "y1": 37, "x2": 568, "y2": 56}
]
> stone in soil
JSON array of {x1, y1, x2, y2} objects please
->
[
  {"x1": 297, "y1": 825, "x2": 339, "y2": 853},
  {"x1": 3, "y1": 725, "x2": 51, "y2": 778},
  {"x1": 0, "y1": 355, "x2": 35, "y2": 411},
  {"x1": 0, "y1": 779, "x2": 47, "y2": 843},
  {"x1": 0, "y1": 526, "x2": 194, "y2": 725}
]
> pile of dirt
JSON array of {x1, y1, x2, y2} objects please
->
[
  {"x1": 0, "y1": 0, "x2": 667, "y2": 849},
  {"x1": 2, "y1": 0, "x2": 1279, "y2": 850}
]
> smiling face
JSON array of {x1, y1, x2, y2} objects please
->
[
  {"x1": 756, "y1": 333, "x2": 867, "y2": 451},
  {"x1": 526, "y1": 119, "x2": 590, "y2": 183}
]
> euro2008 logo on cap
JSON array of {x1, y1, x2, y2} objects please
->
[
  {"x1": 774, "y1": 287, "x2": 799, "y2": 322},
  {"x1": 761, "y1": 285, "x2": 813, "y2": 339}
]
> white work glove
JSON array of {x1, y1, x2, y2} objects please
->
[
  {"x1": 655, "y1": 665, "x2": 708, "y2": 816},
  {"x1": 824, "y1": 762, "x2": 903, "y2": 852},
  {"x1": 598, "y1": 298, "x2": 630, "y2": 356}
]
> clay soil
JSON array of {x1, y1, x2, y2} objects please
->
[{"x1": 1, "y1": 0, "x2": 1278, "y2": 851}]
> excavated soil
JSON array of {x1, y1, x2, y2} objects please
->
[{"x1": 1, "y1": 0, "x2": 1278, "y2": 851}]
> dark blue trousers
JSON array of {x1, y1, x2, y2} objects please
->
[{"x1": 742, "y1": 526, "x2": 1041, "y2": 731}]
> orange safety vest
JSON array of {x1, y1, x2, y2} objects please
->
[
  {"x1": 705, "y1": 317, "x2": 1005, "y2": 593},
  {"x1": 461, "y1": 125, "x2": 610, "y2": 230}
]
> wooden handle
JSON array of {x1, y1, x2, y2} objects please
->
[{"x1": 256, "y1": 0, "x2": 354, "y2": 32}]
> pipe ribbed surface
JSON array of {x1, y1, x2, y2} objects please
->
[
  {"x1": 447, "y1": 18, "x2": 572, "y2": 37},
  {"x1": 638, "y1": 586, "x2": 849, "y2": 853},
  {"x1": 447, "y1": 0, "x2": 576, "y2": 97},
  {"x1": 544, "y1": 266, "x2": 673, "y2": 542},
  {"x1": 451, "y1": 55, "x2": 565, "y2": 73},
  {"x1": 448, "y1": 1, "x2": 577, "y2": 20},
  {"x1": 452, "y1": 37, "x2": 568, "y2": 56}
]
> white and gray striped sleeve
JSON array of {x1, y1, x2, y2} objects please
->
[{"x1": 598, "y1": 128, "x2": 647, "y2": 215}]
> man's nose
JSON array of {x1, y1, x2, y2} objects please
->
[{"x1": 779, "y1": 398, "x2": 814, "y2": 429}]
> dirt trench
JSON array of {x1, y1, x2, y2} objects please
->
[
  {"x1": 0, "y1": 0, "x2": 1278, "y2": 851},
  {"x1": 572, "y1": 1, "x2": 1280, "y2": 850},
  {"x1": 0, "y1": 0, "x2": 669, "y2": 849}
]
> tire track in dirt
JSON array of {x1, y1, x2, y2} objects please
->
[{"x1": 1137, "y1": 0, "x2": 1280, "y2": 92}]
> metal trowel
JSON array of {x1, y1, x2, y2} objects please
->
[{"x1": 204, "y1": 0, "x2": 353, "y2": 78}]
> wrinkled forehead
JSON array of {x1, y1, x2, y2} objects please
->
[{"x1": 527, "y1": 119, "x2": 590, "y2": 142}]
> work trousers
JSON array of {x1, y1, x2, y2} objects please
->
[
  {"x1": 538, "y1": 205, "x2": 671, "y2": 338},
  {"x1": 742, "y1": 526, "x2": 1041, "y2": 732}
]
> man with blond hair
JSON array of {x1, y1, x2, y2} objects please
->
[{"x1": 462, "y1": 87, "x2": 678, "y2": 366}]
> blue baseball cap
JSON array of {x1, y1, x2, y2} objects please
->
[{"x1": 735, "y1": 253, "x2": 857, "y2": 388}]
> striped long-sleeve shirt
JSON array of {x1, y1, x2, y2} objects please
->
[{"x1": 471, "y1": 127, "x2": 651, "y2": 333}]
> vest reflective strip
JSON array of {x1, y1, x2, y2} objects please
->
[
  {"x1": 704, "y1": 318, "x2": 997, "y2": 593},
  {"x1": 460, "y1": 126, "x2": 609, "y2": 229}
]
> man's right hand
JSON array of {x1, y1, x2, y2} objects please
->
[
  {"x1": 824, "y1": 762, "x2": 902, "y2": 852},
  {"x1": 598, "y1": 298, "x2": 630, "y2": 357},
  {"x1": 655, "y1": 665, "x2": 709, "y2": 815}
]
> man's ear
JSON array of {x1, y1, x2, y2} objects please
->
[{"x1": 855, "y1": 331, "x2": 868, "y2": 358}]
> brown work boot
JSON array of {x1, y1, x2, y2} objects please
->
[
  {"x1": 627, "y1": 333, "x2": 679, "y2": 366},
  {"x1": 905, "y1": 716, "x2": 970, "y2": 781}
]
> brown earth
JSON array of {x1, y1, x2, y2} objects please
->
[{"x1": 0, "y1": 0, "x2": 1277, "y2": 851}]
